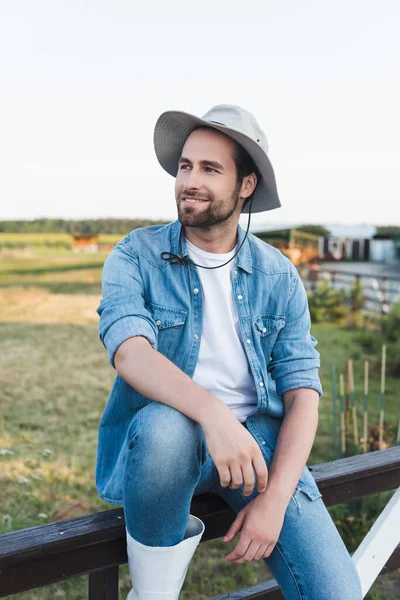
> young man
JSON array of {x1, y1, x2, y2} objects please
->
[{"x1": 96, "y1": 105, "x2": 362, "y2": 599}]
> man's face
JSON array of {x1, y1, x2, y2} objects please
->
[{"x1": 175, "y1": 128, "x2": 243, "y2": 228}]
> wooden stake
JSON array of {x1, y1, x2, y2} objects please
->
[
  {"x1": 340, "y1": 374, "x2": 346, "y2": 454},
  {"x1": 363, "y1": 361, "x2": 369, "y2": 454},
  {"x1": 349, "y1": 359, "x2": 359, "y2": 446},
  {"x1": 332, "y1": 362, "x2": 338, "y2": 458},
  {"x1": 397, "y1": 414, "x2": 400, "y2": 445},
  {"x1": 345, "y1": 360, "x2": 351, "y2": 454},
  {"x1": 379, "y1": 345, "x2": 386, "y2": 450}
]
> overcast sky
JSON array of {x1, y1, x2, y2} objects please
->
[{"x1": 0, "y1": 0, "x2": 399, "y2": 228}]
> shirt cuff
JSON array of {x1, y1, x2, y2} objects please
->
[
  {"x1": 275, "y1": 373, "x2": 323, "y2": 399},
  {"x1": 103, "y1": 316, "x2": 158, "y2": 369}
]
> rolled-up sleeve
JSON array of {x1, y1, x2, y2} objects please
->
[
  {"x1": 96, "y1": 239, "x2": 158, "y2": 369},
  {"x1": 267, "y1": 271, "x2": 323, "y2": 398}
]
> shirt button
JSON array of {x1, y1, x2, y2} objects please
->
[
  {"x1": 155, "y1": 320, "x2": 161, "y2": 326},
  {"x1": 194, "y1": 334, "x2": 199, "y2": 340},
  {"x1": 193, "y1": 288, "x2": 199, "y2": 294},
  {"x1": 262, "y1": 327, "x2": 267, "y2": 333},
  {"x1": 246, "y1": 339, "x2": 251, "y2": 344},
  {"x1": 261, "y1": 440, "x2": 266, "y2": 445},
  {"x1": 237, "y1": 295, "x2": 243, "y2": 300},
  {"x1": 233, "y1": 270, "x2": 238, "y2": 276},
  {"x1": 259, "y1": 381, "x2": 264, "y2": 387}
]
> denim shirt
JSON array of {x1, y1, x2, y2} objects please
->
[{"x1": 95, "y1": 219, "x2": 323, "y2": 505}]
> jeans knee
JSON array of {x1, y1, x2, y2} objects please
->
[{"x1": 134, "y1": 403, "x2": 204, "y2": 468}]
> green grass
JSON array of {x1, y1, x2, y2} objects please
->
[
  {"x1": 309, "y1": 323, "x2": 398, "y2": 465},
  {"x1": 0, "y1": 248, "x2": 398, "y2": 599}
]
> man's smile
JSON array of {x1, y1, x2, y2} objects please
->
[{"x1": 180, "y1": 197, "x2": 210, "y2": 205}]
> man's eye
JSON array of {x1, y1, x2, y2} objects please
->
[
  {"x1": 205, "y1": 167, "x2": 217, "y2": 173},
  {"x1": 180, "y1": 164, "x2": 190, "y2": 170}
]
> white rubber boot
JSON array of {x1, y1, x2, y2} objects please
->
[{"x1": 126, "y1": 514, "x2": 205, "y2": 600}]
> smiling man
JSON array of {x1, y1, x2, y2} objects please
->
[{"x1": 96, "y1": 105, "x2": 362, "y2": 599}]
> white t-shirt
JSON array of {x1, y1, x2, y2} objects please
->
[{"x1": 185, "y1": 237, "x2": 258, "y2": 423}]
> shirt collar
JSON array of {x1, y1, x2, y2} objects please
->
[{"x1": 170, "y1": 219, "x2": 253, "y2": 274}]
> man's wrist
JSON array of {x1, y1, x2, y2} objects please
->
[
  {"x1": 260, "y1": 474, "x2": 294, "y2": 508},
  {"x1": 197, "y1": 392, "x2": 230, "y2": 428}
]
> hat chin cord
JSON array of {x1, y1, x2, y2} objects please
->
[{"x1": 160, "y1": 196, "x2": 254, "y2": 270}]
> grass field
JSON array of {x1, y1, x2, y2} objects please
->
[{"x1": 0, "y1": 248, "x2": 398, "y2": 599}]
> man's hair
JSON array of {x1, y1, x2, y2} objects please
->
[{"x1": 233, "y1": 143, "x2": 260, "y2": 207}]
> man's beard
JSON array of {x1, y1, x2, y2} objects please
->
[{"x1": 177, "y1": 183, "x2": 241, "y2": 228}]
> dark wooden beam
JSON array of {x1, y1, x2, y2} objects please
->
[
  {"x1": 0, "y1": 447, "x2": 399, "y2": 597},
  {"x1": 88, "y1": 566, "x2": 119, "y2": 600},
  {"x1": 309, "y1": 446, "x2": 400, "y2": 506}
]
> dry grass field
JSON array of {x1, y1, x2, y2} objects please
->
[{"x1": 0, "y1": 247, "x2": 398, "y2": 599}]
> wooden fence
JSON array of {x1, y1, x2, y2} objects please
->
[
  {"x1": 301, "y1": 267, "x2": 400, "y2": 313},
  {"x1": 0, "y1": 447, "x2": 399, "y2": 599}
]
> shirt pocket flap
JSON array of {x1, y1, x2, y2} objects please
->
[
  {"x1": 146, "y1": 302, "x2": 187, "y2": 330},
  {"x1": 254, "y1": 314, "x2": 285, "y2": 336}
]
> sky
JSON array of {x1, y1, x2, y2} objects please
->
[{"x1": 0, "y1": 0, "x2": 399, "y2": 229}]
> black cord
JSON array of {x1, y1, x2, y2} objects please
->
[{"x1": 160, "y1": 196, "x2": 254, "y2": 270}]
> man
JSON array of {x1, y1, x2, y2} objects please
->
[{"x1": 96, "y1": 105, "x2": 362, "y2": 599}]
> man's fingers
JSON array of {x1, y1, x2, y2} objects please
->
[
  {"x1": 240, "y1": 460, "x2": 256, "y2": 496},
  {"x1": 253, "y1": 452, "x2": 268, "y2": 492},
  {"x1": 225, "y1": 537, "x2": 251, "y2": 562},
  {"x1": 229, "y1": 462, "x2": 244, "y2": 490},
  {"x1": 218, "y1": 464, "x2": 231, "y2": 488}
]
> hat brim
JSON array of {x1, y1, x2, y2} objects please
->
[{"x1": 153, "y1": 110, "x2": 281, "y2": 214}]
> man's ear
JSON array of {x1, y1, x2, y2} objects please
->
[{"x1": 241, "y1": 173, "x2": 257, "y2": 199}]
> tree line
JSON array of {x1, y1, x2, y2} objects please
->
[
  {"x1": 0, "y1": 218, "x2": 169, "y2": 234},
  {"x1": 0, "y1": 219, "x2": 398, "y2": 238}
]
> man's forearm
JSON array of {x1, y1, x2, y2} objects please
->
[
  {"x1": 114, "y1": 336, "x2": 229, "y2": 426},
  {"x1": 260, "y1": 389, "x2": 319, "y2": 507}
]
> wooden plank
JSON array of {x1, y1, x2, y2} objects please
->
[
  {"x1": 1, "y1": 448, "x2": 399, "y2": 567},
  {"x1": 0, "y1": 448, "x2": 399, "y2": 597},
  {"x1": 309, "y1": 446, "x2": 400, "y2": 506},
  {"x1": 352, "y1": 487, "x2": 400, "y2": 597},
  {"x1": 210, "y1": 577, "x2": 284, "y2": 599},
  {"x1": 381, "y1": 542, "x2": 400, "y2": 573},
  {"x1": 0, "y1": 508, "x2": 126, "y2": 567},
  {"x1": 0, "y1": 538, "x2": 126, "y2": 597},
  {"x1": 88, "y1": 566, "x2": 119, "y2": 600}
]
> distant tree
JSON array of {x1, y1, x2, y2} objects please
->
[
  {"x1": 375, "y1": 226, "x2": 400, "y2": 239},
  {"x1": 0, "y1": 218, "x2": 170, "y2": 234},
  {"x1": 296, "y1": 224, "x2": 330, "y2": 237}
]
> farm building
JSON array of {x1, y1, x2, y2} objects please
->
[
  {"x1": 319, "y1": 226, "x2": 400, "y2": 263},
  {"x1": 72, "y1": 234, "x2": 99, "y2": 253},
  {"x1": 253, "y1": 228, "x2": 320, "y2": 265}
]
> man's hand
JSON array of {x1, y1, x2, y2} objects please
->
[
  {"x1": 202, "y1": 409, "x2": 268, "y2": 497},
  {"x1": 223, "y1": 491, "x2": 286, "y2": 563}
]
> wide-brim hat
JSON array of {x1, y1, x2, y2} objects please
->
[{"x1": 153, "y1": 104, "x2": 281, "y2": 214}]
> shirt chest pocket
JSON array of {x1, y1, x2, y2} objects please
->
[
  {"x1": 254, "y1": 313, "x2": 285, "y2": 358},
  {"x1": 145, "y1": 301, "x2": 188, "y2": 360}
]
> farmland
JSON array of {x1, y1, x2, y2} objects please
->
[{"x1": 0, "y1": 246, "x2": 398, "y2": 599}]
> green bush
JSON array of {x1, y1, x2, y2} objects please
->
[
  {"x1": 349, "y1": 280, "x2": 365, "y2": 312},
  {"x1": 381, "y1": 302, "x2": 400, "y2": 342},
  {"x1": 307, "y1": 281, "x2": 348, "y2": 324},
  {"x1": 354, "y1": 303, "x2": 400, "y2": 378}
]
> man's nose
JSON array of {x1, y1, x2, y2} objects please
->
[{"x1": 184, "y1": 167, "x2": 202, "y2": 189}]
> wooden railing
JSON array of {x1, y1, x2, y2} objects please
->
[
  {"x1": 0, "y1": 446, "x2": 399, "y2": 599},
  {"x1": 301, "y1": 267, "x2": 400, "y2": 314}
]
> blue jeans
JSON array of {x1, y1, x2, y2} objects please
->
[{"x1": 122, "y1": 402, "x2": 363, "y2": 600}]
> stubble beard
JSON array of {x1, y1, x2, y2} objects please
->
[{"x1": 177, "y1": 183, "x2": 242, "y2": 229}]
